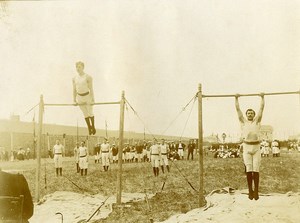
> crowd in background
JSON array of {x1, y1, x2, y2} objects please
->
[
  {"x1": 210, "y1": 139, "x2": 300, "y2": 159},
  {"x1": 210, "y1": 143, "x2": 241, "y2": 158},
  {"x1": 91, "y1": 138, "x2": 198, "y2": 165},
  {"x1": 0, "y1": 147, "x2": 32, "y2": 161},
  {"x1": 1, "y1": 139, "x2": 300, "y2": 163}
]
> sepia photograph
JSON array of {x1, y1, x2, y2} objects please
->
[{"x1": 0, "y1": 0, "x2": 300, "y2": 222}]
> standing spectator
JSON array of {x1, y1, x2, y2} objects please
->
[
  {"x1": 146, "y1": 141, "x2": 151, "y2": 162},
  {"x1": 111, "y1": 143, "x2": 118, "y2": 163},
  {"x1": 94, "y1": 143, "x2": 100, "y2": 164},
  {"x1": 74, "y1": 142, "x2": 80, "y2": 173},
  {"x1": 53, "y1": 140, "x2": 64, "y2": 176},
  {"x1": 78, "y1": 141, "x2": 89, "y2": 176},
  {"x1": 261, "y1": 139, "x2": 270, "y2": 157},
  {"x1": 130, "y1": 143, "x2": 136, "y2": 162},
  {"x1": 169, "y1": 141, "x2": 177, "y2": 154},
  {"x1": 235, "y1": 93, "x2": 264, "y2": 200},
  {"x1": 142, "y1": 140, "x2": 148, "y2": 162},
  {"x1": 48, "y1": 146, "x2": 53, "y2": 159},
  {"x1": 150, "y1": 139, "x2": 160, "y2": 176},
  {"x1": 187, "y1": 139, "x2": 196, "y2": 160},
  {"x1": 0, "y1": 168, "x2": 34, "y2": 223},
  {"x1": 271, "y1": 140, "x2": 280, "y2": 157},
  {"x1": 160, "y1": 139, "x2": 170, "y2": 173},
  {"x1": 72, "y1": 61, "x2": 96, "y2": 135},
  {"x1": 136, "y1": 141, "x2": 143, "y2": 162},
  {"x1": 101, "y1": 138, "x2": 110, "y2": 171},
  {"x1": 124, "y1": 143, "x2": 131, "y2": 163},
  {"x1": 176, "y1": 140, "x2": 186, "y2": 160}
]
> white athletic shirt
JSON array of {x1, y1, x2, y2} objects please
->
[
  {"x1": 271, "y1": 141, "x2": 279, "y2": 147},
  {"x1": 53, "y1": 144, "x2": 64, "y2": 154},
  {"x1": 150, "y1": 144, "x2": 160, "y2": 155},
  {"x1": 160, "y1": 144, "x2": 168, "y2": 154},
  {"x1": 74, "y1": 74, "x2": 89, "y2": 94},
  {"x1": 79, "y1": 146, "x2": 88, "y2": 157},
  {"x1": 241, "y1": 118, "x2": 261, "y2": 140},
  {"x1": 101, "y1": 143, "x2": 110, "y2": 152}
]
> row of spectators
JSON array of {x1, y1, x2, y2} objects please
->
[
  {"x1": 288, "y1": 141, "x2": 300, "y2": 152},
  {"x1": 0, "y1": 147, "x2": 32, "y2": 161},
  {"x1": 92, "y1": 139, "x2": 198, "y2": 163},
  {"x1": 210, "y1": 139, "x2": 299, "y2": 158},
  {"x1": 210, "y1": 144, "x2": 241, "y2": 159}
]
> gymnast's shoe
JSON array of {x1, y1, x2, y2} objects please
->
[
  {"x1": 92, "y1": 127, "x2": 96, "y2": 135},
  {"x1": 248, "y1": 190, "x2": 254, "y2": 200},
  {"x1": 254, "y1": 190, "x2": 259, "y2": 200}
]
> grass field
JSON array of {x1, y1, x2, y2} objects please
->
[{"x1": 1, "y1": 150, "x2": 300, "y2": 223}]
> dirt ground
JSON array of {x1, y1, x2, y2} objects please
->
[
  {"x1": 160, "y1": 188, "x2": 300, "y2": 223},
  {"x1": 28, "y1": 188, "x2": 300, "y2": 223}
]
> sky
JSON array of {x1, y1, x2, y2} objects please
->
[{"x1": 0, "y1": 0, "x2": 299, "y2": 140}]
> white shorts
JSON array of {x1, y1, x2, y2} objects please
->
[
  {"x1": 243, "y1": 143, "x2": 261, "y2": 172},
  {"x1": 136, "y1": 153, "x2": 142, "y2": 161},
  {"x1": 94, "y1": 152, "x2": 100, "y2": 160},
  {"x1": 125, "y1": 152, "x2": 131, "y2": 160},
  {"x1": 76, "y1": 94, "x2": 94, "y2": 118},
  {"x1": 272, "y1": 147, "x2": 280, "y2": 154},
  {"x1": 151, "y1": 155, "x2": 160, "y2": 167},
  {"x1": 101, "y1": 152, "x2": 110, "y2": 166},
  {"x1": 131, "y1": 152, "x2": 135, "y2": 159},
  {"x1": 178, "y1": 149, "x2": 184, "y2": 157},
  {"x1": 160, "y1": 154, "x2": 169, "y2": 166},
  {"x1": 54, "y1": 154, "x2": 63, "y2": 168},
  {"x1": 79, "y1": 156, "x2": 88, "y2": 169}
]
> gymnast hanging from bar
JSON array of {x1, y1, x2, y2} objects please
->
[{"x1": 72, "y1": 61, "x2": 96, "y2": 135}]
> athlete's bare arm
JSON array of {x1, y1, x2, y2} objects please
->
[{"x1": 235, "y1": 94, "x2": 245, "y2": 124}]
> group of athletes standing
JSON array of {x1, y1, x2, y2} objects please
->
[{"x1": 52, "y1": 137, "x2": 195, "y2": 177}]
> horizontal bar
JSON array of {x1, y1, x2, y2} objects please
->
[
  {"x1": 202, "y1": 91, "x2": 300, "y2": 98},
  {"x1": 44, "y1": 101, "x2": 121, "y2": 106}
]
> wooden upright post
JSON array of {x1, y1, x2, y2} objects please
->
[
  {"x1": 198, "y1": 84, "x2": 205, "y2": 207},
  {"x1": 35, "y1": 95, "x2": 44, "y2": 202},
  {"x1": 117, "y1": 91, "x2": 125, "y2": 204}
]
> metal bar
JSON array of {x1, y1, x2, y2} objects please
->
[
  {"x1": 203, "y1": 91, "x2": 300, "y2": 98},
  {"x1": 44, "y1": 101, "x2": 120, "y2": 106}
]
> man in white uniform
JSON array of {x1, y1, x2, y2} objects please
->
[
  {"x1": 177, "y1": 140, "x2": 185, "y2": 160},
  {"x1": 101, "y1": 138, "x2": 110, "y2": 171},
  {"x1": 53, "y1": 140, "x2": 64, "y2": 176},
  {"x1": 78, "y1": 141, "x2": 89, "y2": 176},
  {"x1": 160, "y1": 139, "x2": 170, "y2": 173},
  {"x1": 271, "y1": 140, "x2": 280, "y2": 157},
  {"x1": 235, "y1": 93, "x2": 264, "y2": 200},
  {"x1": 150, "y1": 139, "x2": 160, "y2": 177},
  {"x1": 73, "y1": 61, "x2": 96, "y2": 135},
  {"x1": 261, "y1": 139, "x2": 270, "y2": 157}
]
